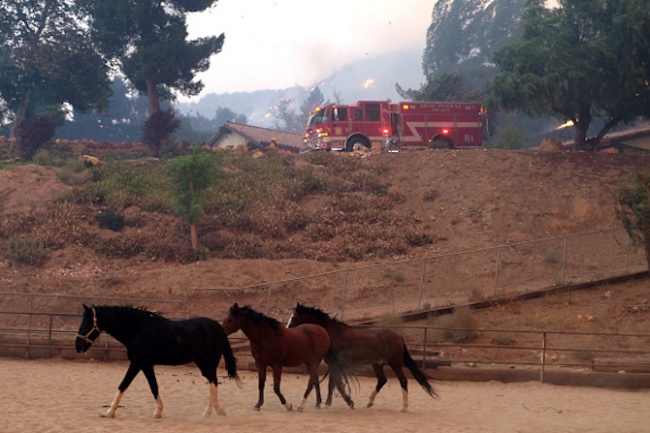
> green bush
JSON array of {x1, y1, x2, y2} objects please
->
[
  {"x1": 7, "y1": 236, "x2": 48, "y2": 266},
  {"x1": 427, "y1": 307, "x2": 479, "y2": 343}
]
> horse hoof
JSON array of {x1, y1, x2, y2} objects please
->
[
  {"x1": 254, "y1": 406, "x2": 261, "y2": 411},
  {"x1": 285, "y1": 403, "x2": 293, "y2": 411},
  {"x1": 297, "y1": 406, "x2": 304, "y2": 412},
  {"x1": 367, "y1": 402, "x2": 373, "y2": 408},
  {"x1": 217, "y1": 408, "x2": 226, "y2": 416}
]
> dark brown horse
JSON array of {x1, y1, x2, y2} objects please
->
[
  {"x1": 287, "y1": 303, "x2": 437, "y2": 412},
  {"x1": 221, "y1": 303, "x2": 331, "y2": 412}
]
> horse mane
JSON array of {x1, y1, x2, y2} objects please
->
[
  {"x1": 96, "y1": 305, "x2": 166, "y2": 321},
  {"x1": 232, "y1": 305, "x2": 281, "y2": 329},
  {"x1": 296, "y1": 304, "x2": 348, "y2": 326}
]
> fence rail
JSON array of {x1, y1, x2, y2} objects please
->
[
  {"x1": 1, "y1": 228, "x2": 648, "y2": 382},
  {"x1": 2, "y1": 310, "x2": 649, "y2": 384}
]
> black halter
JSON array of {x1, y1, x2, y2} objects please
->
[{"x1": 76, "y1": 307, "x2": 101, "y2": 344}]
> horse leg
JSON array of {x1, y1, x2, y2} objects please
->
[
  {"x1": 254, "y1": 362, "x2": 266, "y2": 411},
  {"x1": 198, "y1": 361, "x2": 226, "y2": 417},
  {"x1": 326, "y1": 372, "x2": 336, "y2": 406},
  {"x1": 367, "y1": 363, "x2": 387, "y2": 408},
  {"x1": 142, "y1": 365, "x2": 163, "y2": 418},
  {"x1": 389, "y1": 363, "x2": 409, "y2": 413},
  {"x1": 333, "y1": 373, "x2": 355, "y2": 409},
  {"x1": 272, "y1": 365, "x2": 292, "y2": 411},
  {"x1": 202, "y1": 382, "x2": 226, "y2": 417},
  {"x1": 106, "y1": 363, "x2": 140, "y2": 418},
  {"x1": 298, "y1": 362, "x2": 320, "y2": 412}
]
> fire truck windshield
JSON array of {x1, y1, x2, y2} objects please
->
[{"x1": 307, "y1": 108, "x2": 330, "y2": 127}]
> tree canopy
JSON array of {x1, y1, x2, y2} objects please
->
[
  {"x1": 81, "y1": 0, "x2": 224, "y2": 115},
  {"x1": 0, "y1": 0, "x2": 111, "y2": 135},
  {"x1": 491, "y1": 0, "x2": 650, "y2": 150}
]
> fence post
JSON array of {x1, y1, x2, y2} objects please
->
[
  {"x1": 26, "y1": 295, "x2": 34, "y2": 359},
  {"x1": 47, "y1": 315, "x2": 53, "y2": 359},
  {"x1": 340, "y1": 270, "x2": 348, "y2": 321},
  {"x1": 561, "y1": 236, "x2": 568, "y2": 284},
  {"x1": 183, "y1": 289, "x2": 188, "y2": 318},
  {"x1": 493, "y1": 247, "x2": 501, "y2": 296},
  {"x1": 422, "y1": 327, "x2": 428, "y2": 369},
  {"x1": 540, "y1": 331, "x2": 547, "y2": 383},
  {"x1": 418, "y1": 258, "x2": 426, "y2": 309},
  {"x1": 265, "y1": 284, "x2": 273, "y2": 316},
  {"x1": 624, "y1": 235, "x2": 630, "y2": 274}
]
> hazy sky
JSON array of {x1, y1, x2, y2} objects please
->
[{"x1": 187, "y1": 0, "x2": 434, "y2": 97}]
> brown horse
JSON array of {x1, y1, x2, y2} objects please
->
[
  {"x1": 222, "y1": 303, "x2": 331, "y2": 412},
  {"x1": 287, "y1": 303, "x2": 437, "y2": 412}
]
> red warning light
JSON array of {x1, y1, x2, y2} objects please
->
[{"x1": 442, "y1": 128, "x2": 450, "y2": 135}]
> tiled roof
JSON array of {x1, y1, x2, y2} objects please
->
[{"x1": 207, "y1": 121, "x2": 304, "y2": 152}]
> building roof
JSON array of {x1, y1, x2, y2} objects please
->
[
  {"x1": 599, "y1": 124, "x2": 650, "y2": 153},
  {"x1": 206, "y1": 121, "x2": 304, "y2": 152}
]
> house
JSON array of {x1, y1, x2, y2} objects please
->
[
  {"x1": 206, "y1": 122, "x2": 304, "y2": 153},
  {"x1": 597, "y1": 124, "x2": 650, "y2": 153}
]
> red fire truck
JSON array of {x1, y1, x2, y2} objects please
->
[{"x1": 304, "y1": 100, "x2": 483, "y2": 151}]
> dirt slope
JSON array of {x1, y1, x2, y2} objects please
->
[{"x1": 1, "y1": 149, "x2": 650, "y2": 333}]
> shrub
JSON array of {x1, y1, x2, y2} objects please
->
[
  {"x1": 405, "y1": 231, "x2": 434, "y2": 247},
  {"x1": 95, "y1": 207, "x2": 126, "y2": 231},
  {"x1": 427, "y1": 307, "x2": 478, "y2": 343},
  {"x1": 7, "y1": 236, "x2": 48, "y2": 266},
  {"x1": 374, "y1": 313, "x2": 404, "y2": 335},
  {"x1": 15, "y1": 116, "x2": 57, "y2": 161}
]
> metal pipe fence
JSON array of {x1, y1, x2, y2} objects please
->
[
  {"x1": 0, "y1": 228, "x2": 648, "y2": 380},
  {"x1": 2, "y1": 310, "x2": 649, "y2": 383},
  {"x1": 184, "y1": 228, "x2": 648, "y2": 322}
]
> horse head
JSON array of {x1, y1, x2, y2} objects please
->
[
  {"x1": 222, "y1": 303, "x2": 243, "y2": 335},
  {"x1": 75, "y1": 304, "x2": 102, "y2": 353}
]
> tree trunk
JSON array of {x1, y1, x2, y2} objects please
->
[
  {"x1": 190, "y1": 223, "x2": 199, "y2": 250},
  {"x1": 146, "y1": 79, "x2": 160, "y2": 115},
  {"x1": 573, "y1": 107, "x2": 593, "y2": 151},
  {"x1": 11, "y1": 90, "x2": 30, "y2": 138}
]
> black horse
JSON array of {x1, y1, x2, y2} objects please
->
[
  {"x1": 287, "y1": 303, "x2": 437, "y2": 412},
  {"x1": 75, "y1": 304, "x2": 239, "y2": 418}
]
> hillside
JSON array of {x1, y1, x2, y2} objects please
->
[{"x1": 1, "y1": 148, "x2": 650, "y2": 337}]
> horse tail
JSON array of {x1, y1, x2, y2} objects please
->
[
  {"x1": 403, "y1": 342, "x2": 438, "y2": 398},
  {"x1": 325, "y1": 351, "x2": 359, "y2": 394},
  {"x1": 220, "y1": 328, "x2": 242, "y2": 387}
]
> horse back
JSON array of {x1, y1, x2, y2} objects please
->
[
  {"x1": 128, "y1": 317, "x2": 227, "y2": 366},
  {"x1": 278, "y1": 323, "x2": 330, "y2": 367},
  {"x1": 330, "y1": 326, "x2": 405, "y2": 365}
]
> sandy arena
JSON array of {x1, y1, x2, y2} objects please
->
[{"x1": 1, "y1": 358, "x2": 648, "y2": 433}]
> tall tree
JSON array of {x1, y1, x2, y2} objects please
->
[
  {"x1": 82, "y1": 0, "x2": 224, "y2": 115},
  {"x1": 491, "y1": 0, "x2": 650, "y2": 151},
  {"x1": 0, "y1": 0, "x2": 111, "y2": 136}
]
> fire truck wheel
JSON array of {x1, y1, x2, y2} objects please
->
[{"x1": 346, "y1": 138, "x2": 370, "y2": 152}]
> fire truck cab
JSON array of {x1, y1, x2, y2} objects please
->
[{"x1": 304, "y1": 100, "x2": 483, "y2": 152}]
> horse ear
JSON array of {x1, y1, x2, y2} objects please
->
[
  {"x1": 83, "y1": 304, "x2": 91, "y2": 312},
  {"x1": 233, "y1": 303, "x2": 239, "y2": 309}
]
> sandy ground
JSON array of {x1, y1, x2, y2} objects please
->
[{"x1": 1, "y1": 358, "x2": 648, "y2": 433}]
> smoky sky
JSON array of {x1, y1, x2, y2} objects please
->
[{"x1": 186, "y1": 0, "x2": 433, "y2": 96}]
